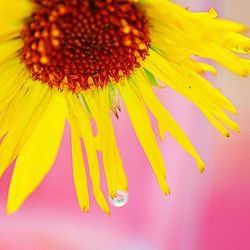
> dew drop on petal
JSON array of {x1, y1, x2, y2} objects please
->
[{"x1": 109, "y1": 190, "x2": 129, "y2": 208}]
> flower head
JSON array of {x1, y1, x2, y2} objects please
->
[
  {"x1": 0, "y1": 0, "x2": 249, "y2": 214},
  {"x1": 20, "y1": 0, "x2": 151, "y2": 91}
]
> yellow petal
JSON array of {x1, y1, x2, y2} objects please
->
[
  {"x1": 0, "y1": 39, "x2": 22, "y2": 64},
  {"x1": 0, "y1": 80, "x2": 51, "y2": 177},
  {"x1": 118, "y1": 80, "x2": 170, "y2": 195},
  {"x1": 70, "y1": 124, "x2": 90, "y2": 212},
  {"x1": 0, "y1": 0, "x2": 34, "y2": 22},
  {"x1": 84, "y1": 88, "x2": 128, "y2": 198},
  {"x1": 144, "y1": 50, "x2": 238, "y2": 136},
  {"x1": 0, "y1": 0, "x2": 34, "y2": 42},
  {"x1": 7, "y1": 92, "x2": 66, "y2": 214},
  {"x1": 135, "y1": 71, "x2": 205, "y2": 172},
  {"x1": 0, "y1": 60, "x2": 27, "y2": 112},
  {"x1": 67, "y1": 94, "x2": 110, "y2": 215}
]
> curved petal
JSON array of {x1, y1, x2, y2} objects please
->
[{"x1": 7, "y1": 92, "x2": 66, "y2": 214}]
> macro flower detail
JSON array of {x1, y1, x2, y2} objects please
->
[
  {"x1": 0, "y1": 0, "x2": 249, "y2": 215},
  {"x1": 21, "y1": 0, "x2": 150, "y2": 91}
]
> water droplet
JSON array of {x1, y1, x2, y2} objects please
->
[{"x1": 109, "y1": 190, "x2": 129, "y2": 208}]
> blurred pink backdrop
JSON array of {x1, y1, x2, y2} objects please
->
[{"x1": 0, "y1": 1, "x2": 249, "y2": 250}]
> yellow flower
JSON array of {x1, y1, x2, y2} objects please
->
[{"x1": 0, "y1": 0, "x2": 249, "y2": 214}]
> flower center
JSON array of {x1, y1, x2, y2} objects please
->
[{"x1": 20, "y1": 0, "x2": 150, "y2": 93}]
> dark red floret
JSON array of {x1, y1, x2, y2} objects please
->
[{"x1": 20, "y1": 0, "x2": 151, "y2": 93}]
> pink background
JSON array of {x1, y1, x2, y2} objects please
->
[{"x1": 0, "y1": 1, "x2": 249, "y2": 249}]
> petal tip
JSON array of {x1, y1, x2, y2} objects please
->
[
  {"x1": 163, "y1": 185, "x2": 171, "y2": 196},
  {"x1": 200, "y1": 166, "x2": 206, "y2": 173},
  {"x1": 106, "y1": 209, "x2": 111, "y2": 216},
  {"x1": 6, "y1": 202, "x2": 19, "y2": 216}
]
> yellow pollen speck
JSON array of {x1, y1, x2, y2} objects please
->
[
  {"x1": 121, "y1": 19, "x2": 129, "y2": 27},
  {"x1": 51, "y1": 27, "x2": 61, "y2": 37},
  {"x1": 133, "y1": 50, "x2": 140, "y2": 58},
  {"x1": 42, "y1": 30, "x2": 49, "y2": 38},
  {"x1": 49, "y1": 10, "x2": 58, "y2": 22},
  {"x1": 74, "y1": 82, "x2": 82, "y2": 93},
  {"x1": 136, "y1": 57, "x2": 142, "y2": 63},
  {"x1": 31, "y1": 43, "x2": 37, "y2": 50},
  {"x1": 52, "y1": 38, "x2": 60, "y2": 48},
  {"x1": 123, "y1": 37, "x2": 132, "y2": 46},
  {"x1": 135, "y1": 38, "x2": 141, "y2": 44},
  {"x1": 123, "y1": 26, "x2": 131, "y2": 34},
  {"x1": 118, "y1": 70, "x2": 124, "y2": 77},
  {"x1": 25, "y1": 52, "x2": 31, "y2": 59},
  {"x1": 109, "y1": 76, "x2": 116, "y2": 83},
  {"x1": 40, "y1": 56, "x2": 49, "y2": 64},
  {"x1": 138, "y1": 43, "x2": 147, "y2": 50},
  {"x1": 62, "y1": 75, "x2": 68, "y2": 84},
  {"x1": 61, "y1": 76, "x2": 70, "y2": 90},
  {"x1": 38, "y1": 40, "x2": 45, "y2": 53},
  {"x1": 33, "y1": 64, "x2": 39, "y2": 73},
  {"x1": 49, "y1": 73, "x2": 55, "y2": 81},
  {"x1": 34, "y1": 31, "x2": 40, "y2": 38},
  {"x1": 58, "y1": 5, "x2": 67, "y2": 15},
  {"x1": 132, "y1": 29, "x2": 139, "y2": 35},
  {"x1": 87, "y1": 77, "x2": 94, "y2": 86}
]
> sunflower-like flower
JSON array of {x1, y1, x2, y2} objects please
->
[{"x1": 0, "y1": 0, "x2": 249, "y2": 214}]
